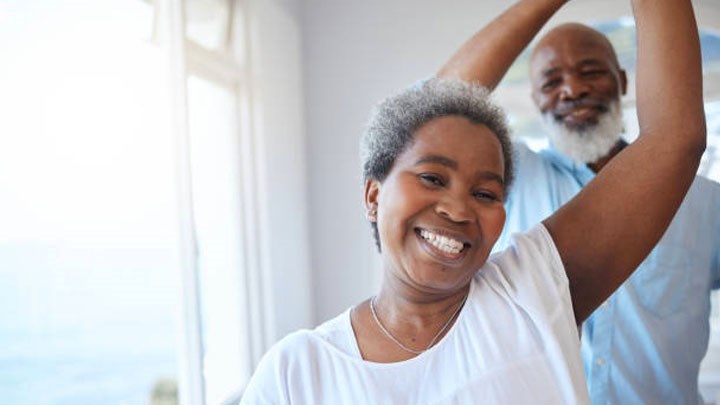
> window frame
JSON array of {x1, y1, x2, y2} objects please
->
[{"x1": 159, "y1": 0, "x2": 270, "y2": 403}]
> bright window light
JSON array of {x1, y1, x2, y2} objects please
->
[{"x1": 0, "y1": 0, "x2": 180, "y2": 403}]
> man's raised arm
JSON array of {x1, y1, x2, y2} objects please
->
[{"x1": 437, "y1": 0, "x2": 566, "y2": 90}]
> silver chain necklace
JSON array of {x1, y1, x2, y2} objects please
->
[{"x1": 369, "y1": 293, "x2": 468, "y2": 355}]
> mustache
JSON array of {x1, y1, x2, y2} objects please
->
[{"x1": 554, "y1": 99, "x2": 609, "y2": 117}]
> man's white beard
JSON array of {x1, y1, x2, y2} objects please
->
[{"x1": 542, "y1": 101, "x2": 624, "y2": 164}]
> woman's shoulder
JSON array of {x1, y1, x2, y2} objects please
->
[
  {"x1": 264, "y1": 329, "x2": 319, "y2": 363},
  {"x1": 488, "y1": 225, "x2": 559, "y2": 268},
  {"x1": 477, "y1": 224, "x2": 573, "y2": 320},
  {"x1": 314, "y1": 308, "x2": 352, "y2": 336},
  {"x1": 481, "y1": 224, "x2": 567, "y2": 297},
  {"x1": 240, "y1": 329, "x2": 318, "y2": 403},
  {"x1": 262, "y1": 309, "x2": 355, "y2": 365}
]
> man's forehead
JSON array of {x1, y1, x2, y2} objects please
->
[
  {"x1": 530, "y1": 25, "x2": 618, "y2": 73},
  {"x1": 532, "y1": 47, "x2": 610, "y2": 75}
]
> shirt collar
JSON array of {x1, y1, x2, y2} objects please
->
[{"x1": 539, "y1": 146, "x2": 597, "y2": 185}]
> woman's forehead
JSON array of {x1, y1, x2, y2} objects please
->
[
  {"x1": 412, "y1": 116, "x2": 499, "y2": 147},
  {"x1": 398, "y1": 116, "x2": 504, "y2": 170}
]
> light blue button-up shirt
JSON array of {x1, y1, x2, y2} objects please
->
[{"x1": 495, "y1": 142, "x2": 720, "y2": 404}]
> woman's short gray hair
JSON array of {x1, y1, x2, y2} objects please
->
[{"x1": 359, "y1": 77, "x2": 514, "y2": 250}]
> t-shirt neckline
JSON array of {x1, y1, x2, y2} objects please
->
[{"x1": 342, "y1": 278, "x2": 477, "y2": 367}]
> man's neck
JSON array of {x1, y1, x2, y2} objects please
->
[{"x1": 587, "y1": 139, "x2": 628, "y2": 173}]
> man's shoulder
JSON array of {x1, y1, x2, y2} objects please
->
[
  {"x1": 687, "y1": 174, "x2": 720, "y2": 205},
  {"x1": 511, "y1": 141, "x2": 551, "y2": 170},
  {"x1": 511, "y1": 141, "x2": 540, "y2": 158},
  {"x1": 510, "y1": 141, "x2": 576, "y2": 184},
  {"x1": 691, "y1": 175, "x2": 720, "y2": 192},
  {"x1": 686, "y1": 175, "x2": 720, "y2": 207},
  {"x1": 665, "y1": 175, "x2": 720, "y2": 233}
]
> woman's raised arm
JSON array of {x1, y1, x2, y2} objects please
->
[
  {"x1": 437, "y1": 0, "x2": 566, "y2": 89},
  {"x1": 543, "y1": 0, "x2": 706, "y2": 322}
]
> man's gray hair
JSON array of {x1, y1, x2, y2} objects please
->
[{"x1": 359, "y1": 77, "x2": 514, "y2": 251}]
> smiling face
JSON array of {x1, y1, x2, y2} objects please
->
[
  {"x1": 529, "y1": 24, "x2": 627, "y2": 163},
  {"x1": 530, "y1": 24, "x2": 627, "y2": 129},
  {"x1": 365, "y1": 115, "x2": 506, "y2": 294}
]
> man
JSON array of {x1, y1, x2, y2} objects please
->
[{"x1": 493, "y1": 23, "x2": 720, "y2": 404}]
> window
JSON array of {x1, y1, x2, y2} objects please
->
[
  {"x1": 0, "y1": 0, "x2": 262, "y2": 403},
  {"x1": 186, "y1": 74, "x2": 249, "y2": 404},
  {"x1": 0, "y1": 0, "x2": 178, "y2": 403}
]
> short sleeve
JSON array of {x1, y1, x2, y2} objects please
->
[
  {"x1": 486, "y1": 224, "x2": 575, "y2": 327},
  {"x1": 712, "y1": 182, "x2": 720, "y2": 289},
  {"x1": 240, "y1": 343, "x2": 288, "y2": 405},
  {"x1": 240, "y1": 331, "x2": 319, "y2": 405}
]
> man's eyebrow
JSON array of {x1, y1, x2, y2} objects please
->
[
  {"x1": 541, "y1": 59, "x2": 607, "y2": 77},
  {"x1": 541, "y1": 67, "x2": 561, "y2": 78},
  {"x1": 577, "y1": 59, "x2": 606, "y2": 68},
  {"x1": 414, "y1": 155, "x2": 458, "y2": 169}
]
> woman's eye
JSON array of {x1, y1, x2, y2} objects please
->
[
  {"x1": 473, "y1": 191, "x2": 499, "y2": 202},
  {"x1": 581, "y1": 69, "x2": 606, "y2": 78},
  {"x1": 418, "y1": 173, "x2": 444, "y2": 187}
]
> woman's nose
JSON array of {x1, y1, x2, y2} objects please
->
[{"x1": 435, "y1": 194, "x2": 474, "y2": 223}]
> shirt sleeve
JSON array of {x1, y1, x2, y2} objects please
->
[
  {"x1": 239, "y1": 334, "x2": 299, "y2": 405},
  {"x1": 240, "y1": 352, "x2": 285, "y2": 405},
  {"x1": 712, "y1": 181, "x2": 720, "y2": 289},
  {"x1": 487, "y1": 224, "x2": 576, "y2": 330}
]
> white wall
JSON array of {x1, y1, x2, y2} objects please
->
[
  {"x1": 301, "y1": 0, "x2": 505, "y2": 324},
  {"x1": 300, "y1": 0, "x2": 720, "y2": 324},
  {"x1": 249, "y1": 0, "x2": 313, "y2": 339}
]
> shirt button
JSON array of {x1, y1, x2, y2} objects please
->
[
  {"x1": 601, "y1": 301, "x2": 609, "y2": 308},
  {"x1": 597, "y1": 358, "x2": 605, "y2": 366}
]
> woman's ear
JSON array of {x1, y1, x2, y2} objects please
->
[{"x1": 364, "y1": 178, "x2": 380, "y2": 221}]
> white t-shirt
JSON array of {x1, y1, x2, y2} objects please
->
[{"x1": 240, "y1": 225, "x2": 589, "y2": 404}]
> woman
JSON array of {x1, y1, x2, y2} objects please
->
[{"x1": 241, "y1": 0, "x2": 704, "y2": 402}]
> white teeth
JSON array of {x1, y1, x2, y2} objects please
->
[
  {"x1": 420, "y1": 230, "x2": 464, "y2": 254},
  {"x1": 571, "y1": 107, "x2": 592, "y2": 117}
]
